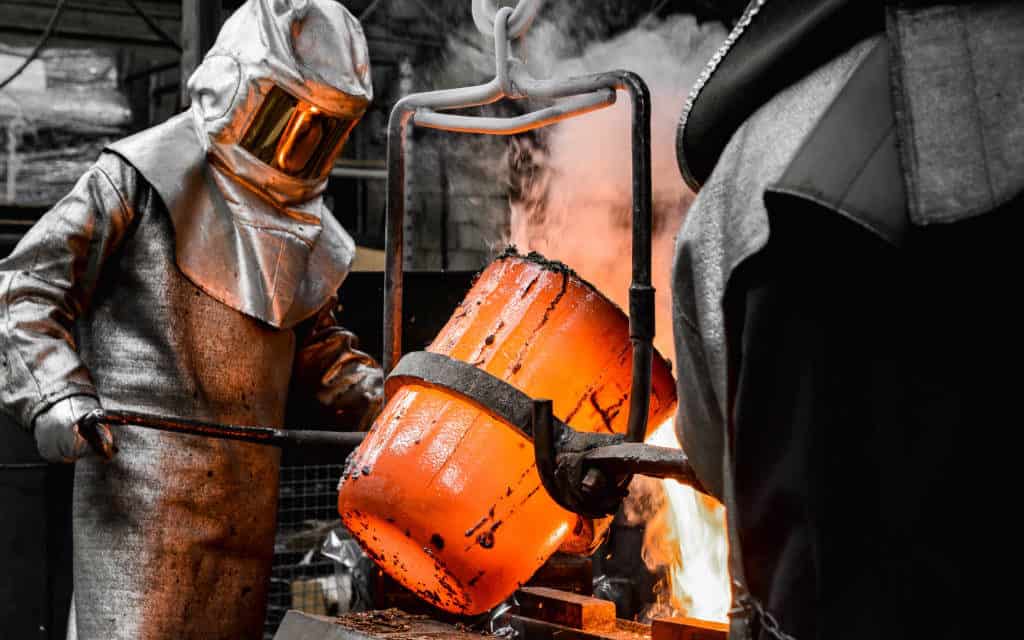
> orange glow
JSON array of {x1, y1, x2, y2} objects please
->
[
  {"x1": 275, "y1": 105, "x2": 324, "y2": 174},
  {"x1": 338, "y1": 254, "x2": 677, "y2": 615},
  {"x1": 643, "y1": 416, "x2": 730, "y2": 623}
]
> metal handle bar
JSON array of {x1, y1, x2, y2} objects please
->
[
  {"x1": 414, "y1": 89, "x2": 615, "y2": 134},
  {"x1": 531, "y1": 400, "x2": 704, "y2": 518},
  {"x1": 383, "y1": 4, "x2": 654, "y2": 446},
  {"x1": 78, "y1": 409, "x2": 366, "y2": 456}
]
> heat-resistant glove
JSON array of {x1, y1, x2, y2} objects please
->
[
  {"x1": 292, "y1": 299, "x2": 386, "y2": 432},
  {"x1": 318, "y1": 348, "x2": 385, "y2": 431},
  {"x1": 33, "y1": 396, "x2": 115, "y2": 463}
]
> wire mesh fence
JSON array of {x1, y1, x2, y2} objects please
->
[{"x1": 264, "y1": 463, "x2": 347, "y2": 639}]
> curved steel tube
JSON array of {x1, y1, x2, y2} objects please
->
[
  {"x1": 383, "y1": 6, "x2": 655, "y2": 453},
  {"x1": 509, "y1": 68, "x2": 657, "y2": 443},
  {"x1": 581, "y1": 443, "x2": 704, "y2": 491},
  {"x1": 77, "y1": 409, "x2": 366, "y2": 450},
  {"x1": 531, "y1": 400, "x2": 706, "y2": 518},
  {"x1": 531, "y1": 400, "x2": 569, "y2": 510},
  {"x1": 413, "y1": 89, "x2": 615, "y2": 135}
]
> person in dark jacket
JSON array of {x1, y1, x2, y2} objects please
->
[
  {"x1": 673, "y1": 1, "x2": 1012, "y2": 638},
  {"x1": 0, "y1": 0, "x2": 382, "y2": 637}
]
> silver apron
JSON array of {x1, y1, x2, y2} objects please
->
[
  {"x1": 72, "y1": 154, "x2": 293, "y2": 639},
  {"x1": 0, "y1": 142, "x2": 355, "y2": 637}
]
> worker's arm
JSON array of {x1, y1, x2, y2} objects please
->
[
  {"x1": 0, "y1": 153, "x2": 137, "y2": 461},
  {"x1": 288, "y1": 298, "x2": 384, "y2": 431}
]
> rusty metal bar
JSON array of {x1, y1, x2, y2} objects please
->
[
  {"x1": 78, "y1": 409, "x2": 365, "y2": 453},
  {"x1": 503, "y1": 615, "x2": 651, "y2": 640},
  {"x1": 582, "y1": 443, "x2": 704, "y2": 490},
  {"x1": 412, "y1": 89, "x2": 615, "y2": 135},
  {"x1": 532, "y1": 402, "x2": 706, "y2": 516}
]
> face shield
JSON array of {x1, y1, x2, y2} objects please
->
[{"x1": 239, "y1": 85, "x2": 367, "y2": 181}]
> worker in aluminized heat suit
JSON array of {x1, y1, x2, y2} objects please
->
[{"x1": 0, "y1": 0, "x2": 382, "y2": 637}]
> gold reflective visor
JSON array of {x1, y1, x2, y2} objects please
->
[{"x1": 239, "y1": 86, "x2": 366, "y2": 180}]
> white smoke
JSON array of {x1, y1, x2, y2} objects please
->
[
  {"x1": 506, "y1": 15, "x2": 733, "y2": 621},
  {"x1": 429, "y1": 5, "x2": 733, "y2": 621},
  {"x1": 509, "y1": 13, "x2": 727, "y2": 358}
]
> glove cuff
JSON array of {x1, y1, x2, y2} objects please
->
[{"x1": 33, "y1": 395, "x2": 102, "y2": 462}]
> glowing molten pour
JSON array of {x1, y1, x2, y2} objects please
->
[{"x1": 644, "y1": 416, "x2": 730, "y2": 623}]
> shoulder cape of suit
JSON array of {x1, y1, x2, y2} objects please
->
[{"x1": 106, "y1": 112, "x2": 354, "y2": 329}]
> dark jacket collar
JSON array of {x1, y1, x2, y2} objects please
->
[{"x1": 677, "y1": 0, "x2": 883, "y2": 190}]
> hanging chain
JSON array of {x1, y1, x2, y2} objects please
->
[
  {"x1": 470, "y1": 0, "x2": 544, "y2": 93},
  {"x1": 678, "y1": 0, "x2": 768, "y2": 138},
  {"x1": 732, "y1": 579, "x2": 799, "y2": 640},
  {"x1": 676, "y1": 0, "x2": 769, "y2": 188},
  {"x1": 472, "y1": 0, "x2": 543, "y2": 41}
]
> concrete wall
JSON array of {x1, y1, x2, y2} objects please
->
[{"x1": 403, "y1": 123, "x2": 510, "y2": 271}]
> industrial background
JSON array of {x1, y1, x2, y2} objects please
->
[{"x1": 0, "y1": 1, "x2": 730, "y2": 638}]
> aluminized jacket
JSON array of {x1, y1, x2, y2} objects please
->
[
  {"x1": 0, "y1": 0, "x2": 375, "y2": 636},
  {"x1": 0, "y1": 136, "x2": 364, "y2": 639}
]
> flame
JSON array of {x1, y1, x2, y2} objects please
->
[{"x1": 641, "y1": 415, "x2": 730, "y2": 623}]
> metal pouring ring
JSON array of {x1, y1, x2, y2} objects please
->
[
  {"x1": 386, "y1": 350, "x2": 575, "y2": 439},
  {"x1": 472, "y1": 0, "x2": 543, "y2": 40}
]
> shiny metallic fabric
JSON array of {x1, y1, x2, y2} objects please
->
[
  {"x1": 0, "y1": 2, "x2": 377, "y2": 637},
  {"x1": 0, "y1": 151, "x2": 374, "y2": 638},
  {"x1": 1, "y1": 153, "x2": 285, "y2": 638},
  {"x1": 188, "y1": 0, "x2": 372, "y2": 206},
  {"x1": 100, "y1": 0, "x2": 375, "y2": 330},
  {"x1": 108, "y1": 113, "x2": 354, "y2": 330}
]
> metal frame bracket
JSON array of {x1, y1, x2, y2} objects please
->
[{"x1": 382, "y1": 0, "x2": 668, "y2": 518}]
